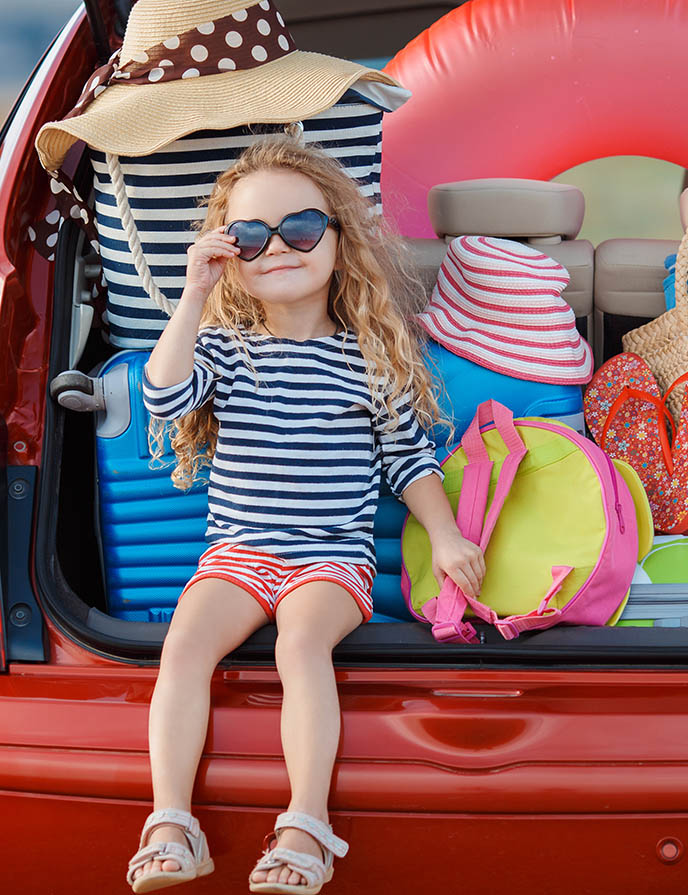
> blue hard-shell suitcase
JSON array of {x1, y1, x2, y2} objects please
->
[{"x1": 95, "y1": 351, "x2": 208, "y2": 622}]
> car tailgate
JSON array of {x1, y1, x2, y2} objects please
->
[{"x1": 1, "y1": 664, "x2": 688, "y2": 893}]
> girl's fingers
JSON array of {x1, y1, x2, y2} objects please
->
[
  {"x1": 466, "y1": 568, "x2": 480, "y2": 598},
  {"x1": 213, "y1": 225, "x2": 236, "y2": 237},
  {"x1": 450, "y1": 567, "x2": 478, "y2": 599},
  {"x1": 469, "y1": 549, "x2": 485, "y2": 579},
  {"x1": 201, "y1": 246, "x2": 239, "y2": 259},
  {"x1": 470, "y1": 558, "x2": 484, "y2": 592},
  {"x1": 193, "y1": 233, "x2": 238, "y2": 252},
  {"x1": 434, "y1": 568, "x2": 447, "y2": 589},
  {"x1": 195, "y1": 235, "x2": 238, "y2": 250},
  {"x1": 189, "y1": 242, "x2": 239, "y2": 260},
  {"x1": 467, "y1": 545, "x2": 486, "y2": 581}
]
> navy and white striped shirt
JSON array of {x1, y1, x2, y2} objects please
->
[{"x1": 142, "y1": 326, "x2": 443, "y2": 569}]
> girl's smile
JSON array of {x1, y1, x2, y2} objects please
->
[{"x1": 260, "y1": 261, "x2": 303, "y2": 274}]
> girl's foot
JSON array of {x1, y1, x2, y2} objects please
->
[
  {"x1": 132, "y1": 824, "x2": 187, "y2": 883},
  {"x1": 127, "y1": 808, "x2": 215, "y2": 893},
  {"x1": 250, "y1": 826, "x2": 324, "y2": 887}
]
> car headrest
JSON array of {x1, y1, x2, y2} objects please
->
[{"x1": 428, "y1": 178, "x2": 585, "y2": 244}]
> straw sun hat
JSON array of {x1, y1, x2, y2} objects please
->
[{"x1": 35, "y1": 0, "x2": 403, "y2": 172}]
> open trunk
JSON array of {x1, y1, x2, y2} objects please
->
[{"x1": 28, "y1": 198, "x2": 688, "y2": 669}]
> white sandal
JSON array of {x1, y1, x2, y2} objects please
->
[
  {"x1": 249, "y1": 811, "x2": 349, "y2": 895},
  {"x1": 126, "y1": 808, "x2": 215, "y2": 893}
]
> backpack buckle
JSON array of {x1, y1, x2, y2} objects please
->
[{"x1": 432, "y1": 620, "x2": 479, "y2": 644}]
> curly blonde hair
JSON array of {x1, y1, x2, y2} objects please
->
[{"x1": 151, "y1": 136, "x2": 449, "y2": 489}]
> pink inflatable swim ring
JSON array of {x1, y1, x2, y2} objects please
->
[{"x1": 381, "y1": 0, "x2": 688, "y2": 237}]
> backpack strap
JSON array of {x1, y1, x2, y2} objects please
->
[
  {"x1": 462, "y1": 564, "x2": 574, "y2": 640},
  {"x1": 424, "y1": 401, "x2": 526, "y2": 643}
]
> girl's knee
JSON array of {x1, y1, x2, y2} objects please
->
[
  {"x1": 274, "y1": 628, "x2": 332, "y2": 668},
  {"x1": 160, "y1": 627, "x2": 219, "y2": 675}
]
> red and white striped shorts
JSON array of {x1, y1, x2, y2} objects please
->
[{"x1": 180, "y1": 542, "x2": 375, "y2": 622}]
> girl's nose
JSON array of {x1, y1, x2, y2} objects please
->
[{"x1": 264, "y1": 232, "x2": 290, "y2": 254}]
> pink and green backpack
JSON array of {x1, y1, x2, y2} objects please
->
[{"x1": 400, "y1": 400, "x2": 652, "y2": 644}]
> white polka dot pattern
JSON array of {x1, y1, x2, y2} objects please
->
[
  {"x1": 31, "y1": 169, "x2": 104, "y2": 293},
  {"x1": 191, "y1": 45, "x2": 209, "y2": 61},
  {"x1": 63, "y1": 2, "x2": 297, "y2": 120}
]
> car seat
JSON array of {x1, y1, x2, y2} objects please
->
[{"x1": 593, "y1": 238, "x2": 679, "y2": 364}]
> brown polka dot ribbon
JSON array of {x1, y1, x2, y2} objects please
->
[
  {"x1": 65, "y1": 0, "x2": 295, "y2": 120},
  {"x1": 29, "y1": 168, "x2": 108, "y2": 302}
]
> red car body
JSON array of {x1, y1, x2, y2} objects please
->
[{"x1": 1, "y1": 5, "x2": 688, "y2": 894}]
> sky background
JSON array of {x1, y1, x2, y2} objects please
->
[{"x1": 0, "y1": 0, "x2": 78, "y2": 115}]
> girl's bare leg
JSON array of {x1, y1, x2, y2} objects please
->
[
  {"x1": 250, "y1": 582, "x2": 364, "y2": 887},
  {"x1": 133, "y1": 579, "x2": 269, "y2": 883}
]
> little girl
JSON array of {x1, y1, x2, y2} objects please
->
[{"x1": 127, "y1": 137, "x2": 485, "y2": 894}]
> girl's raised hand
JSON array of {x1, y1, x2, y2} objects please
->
[{"x1": 183, "y1": 226, "x2": 240, "y2": 303}]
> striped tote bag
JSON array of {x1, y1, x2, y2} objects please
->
[{"x1": 91, "y1": 96, "x2": 384, "y2": 348}]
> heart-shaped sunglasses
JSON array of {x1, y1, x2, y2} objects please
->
[{"x1": 224, "y1": 208, "x2": 340, "y2": 262}]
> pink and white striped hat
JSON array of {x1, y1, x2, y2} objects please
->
[{"x1": 417, "y1": 235, "x2": 594, "y2": 385}]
